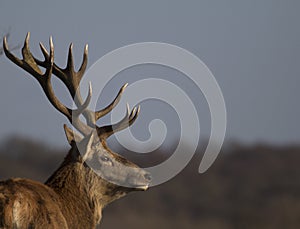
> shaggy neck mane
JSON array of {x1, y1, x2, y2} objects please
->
[{"x1": 45, "y1": 146, "x2": 102, "y2": 228}]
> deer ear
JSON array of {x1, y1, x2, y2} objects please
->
[
  {"x1": 63, "y1": 124, "x2": 83, "y2": 145},
  {"x1": 80, "y1": 131, "x2": 95, "y2": 162}
]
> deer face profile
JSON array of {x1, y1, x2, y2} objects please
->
[{"x1": 0, "y1": 33, "x2": 151, "y2": 228}]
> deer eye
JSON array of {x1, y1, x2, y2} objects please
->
[{"x1": 100, "y1": 156, "x2": 111, "y2": 163}]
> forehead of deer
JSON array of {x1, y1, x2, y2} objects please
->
[{"x1": 93, "y1": 138, "x2": 116, "y2": 156}]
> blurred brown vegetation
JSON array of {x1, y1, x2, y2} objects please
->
[{"x1": 0, "y1": 136, "x2": 300, "y2": 229}]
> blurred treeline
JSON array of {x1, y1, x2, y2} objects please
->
[{"x1": 0, "y1": 136, "x2": 300, "y2": 229}]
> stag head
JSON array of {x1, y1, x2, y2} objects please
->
[{"x1": 3, "y1": 33, "x2": 151, "y2": 207}]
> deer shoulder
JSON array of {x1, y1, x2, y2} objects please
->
[{"x1": 0, "y1": 178, "x2": 67, "y2": 228}]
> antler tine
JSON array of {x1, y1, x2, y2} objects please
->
[
  {"x1": 77, "y1": 44, "x2": 88, "y2": 78},
  {"x1": 97, "y1": 103, "x2": 140, "y2": 139},
  {"x1": 66, "y1": 43, "x2": 75, "y2": 73},
  {"x1": 39, "y1": 42, "x2": 49, "y2": 58},
  {"x1": 66, "y1": 43, "x2": 88, "y2": 83},
  {"x1": 3, "y1": 36, "x2": 21, "y2": 65},
  {"x1": 95, "y1": 83, "x2": 128, "y2": 121},
  {"x1": 73, "y1": 82, "x2": 92, "y2": 116},
  {"x1": 3, "y1": 33, "x2": 41, "y2": 77}
]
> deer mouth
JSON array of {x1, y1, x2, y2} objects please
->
[
  {"x1": 133, "y1": 184, "x2": 149, "y2": 191},
  {"x1": 118, "y1": 184, "x2": 149, "y2": 194},
  {"x1": 131, "y1": 174, "x2": 151, "y2": 191}
]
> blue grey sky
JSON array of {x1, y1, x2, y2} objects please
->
[{"x1": 0, "y1": 1, "x2": 299, "y2": 147}]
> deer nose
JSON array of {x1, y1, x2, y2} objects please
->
[{"x1": 144, "y1": 172, "x2": 152, "y2": 182}]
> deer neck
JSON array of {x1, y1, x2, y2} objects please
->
[{"x1": 45, "y1": 147, "x2": 103, "y2": 228}]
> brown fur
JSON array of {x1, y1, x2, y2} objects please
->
[
  {"x1": 0, "y1": 179, "x2": 67, "y2": 228},
  {"x1": 0, "y1": 138, "x2": 149, "y2": 229}
]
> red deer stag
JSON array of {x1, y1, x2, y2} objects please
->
[{"x1": 0, "y1": 33, "x2": 151, "y2": 229}]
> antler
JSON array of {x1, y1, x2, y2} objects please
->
[
  {"x1": 3, "y1": 33, "x2": 140, "y2": 139},
  {"x1": 98, "y1": 104, "x2": 140, "y2": 138}
]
